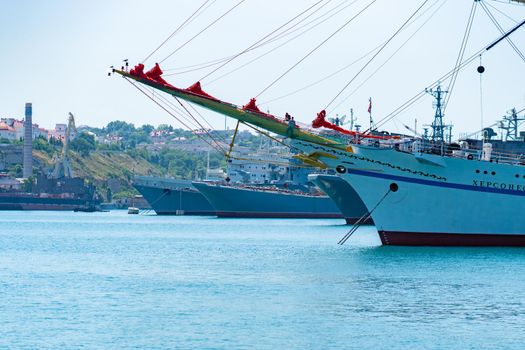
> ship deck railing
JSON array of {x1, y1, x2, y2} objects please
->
[{"x1": 366, "y1": 138, "x2": 525, "y2": 166}]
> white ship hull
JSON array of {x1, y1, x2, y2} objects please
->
[{"x1": 293, "y1": 140, "x2": 525, "y2": 246}]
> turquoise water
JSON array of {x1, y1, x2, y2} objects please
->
[{"x1": 1, "y1": 211, "x2": 524, "y2": 349}]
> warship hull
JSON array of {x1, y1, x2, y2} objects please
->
[
  {"x1": 133, "y1": 176, "x2": 215, "y2": 215},
  {"x1": 308, "y1": 174, "x2": 373, "y2": 225},
  {"x1": 192, "y1": 182, "x2": 343, "y2": 219}
]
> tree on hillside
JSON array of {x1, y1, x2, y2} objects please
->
[
  {"x1": 157, "y1": 124, "x2": 173, "y2": 132},
  {"x1": 105, "y1": 121, "x2": 135, "y2": 137},
  {"x1": 33, "y1": 136, "x2": 57, "y2": 156},
  {"x1": 70, "y1": 132, "x2": 96, "y2": 156},
  {"x1": 139, "y1": 124, "x2": 154, "y2": 134}
]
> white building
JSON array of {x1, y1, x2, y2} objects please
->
[
  {"x1": 0, "y1": 122, "x2": 16, "y2": 140},
  {"x1": 227, "y1": 146, "x2": 291, "y2": 184}
]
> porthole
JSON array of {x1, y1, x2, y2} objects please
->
[
  {"x1": 475, "y1": 169, "x2": 480, "y2": 174},
  {"x1": 483, "y1": 171, "x2": 488, "y2": 175},
  {"x1": 336, "y1": 165, "x2": 347, "y2": 174},
  {"x1": 491, "y1": 171, "x2": 496, "y2": 176},
  {"x1": 516, "y1": 174, "x2": 520, "y2": 178}
]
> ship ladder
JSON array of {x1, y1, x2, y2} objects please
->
[{"x1": 338, "y1": 186, "x2": 395, "y2": 245}]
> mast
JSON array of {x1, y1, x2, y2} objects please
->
[
  {"x1": 499, "y1": 108, "x2": 525, "y2": 141},
  {"x1": 426, "y1": 85, "x2": 446, "y2": 143},
  {"x1": 367, "y1": 97, "x2": 375, "y2": 131},
  {"x1": 425, "y1": 85, "x2": 453, "y2": 145},
  {"x1": 349, "y1": 108, "x2": 355, "y2": 131}
]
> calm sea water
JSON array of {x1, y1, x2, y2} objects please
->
[{"x1": 1, "y1": 211, "x2": 524, "y2": 349}]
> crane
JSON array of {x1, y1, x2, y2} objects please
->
[{"x1": 51, "y1": 112, "x2": 77, "y2": 179}]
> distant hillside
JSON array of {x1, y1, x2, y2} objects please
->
[
  {"x1": 69, "y1": 151, "x2": 164, "y2": 183},
  {"x1": 7, "y1": 122, "x2": 256, "y2": 199},
  {"x1": 33, "y1": 149, "x2": 164, "y2": 187}
]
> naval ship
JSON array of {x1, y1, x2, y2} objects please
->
[
  {"x1": 192, "y1": 181, "x2": 342, "y2": 219},
  {"x1": 134, "y1": 147, "x2": 345, "y2": 219},
  {"x1": 133, "y1": 176, "x2": 215, "y2": 215}
]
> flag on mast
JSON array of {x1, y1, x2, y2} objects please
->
[{"x1": 368, "y1": 97, "x2": 375, "y2": 131}]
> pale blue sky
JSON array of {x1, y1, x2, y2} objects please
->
[{"x1": 1, "y1": 0, "x2": 524, "y2": 138}]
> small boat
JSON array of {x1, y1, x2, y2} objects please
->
[{"x1": 127, "y1": 206, "x2": 139, "y2": 214}]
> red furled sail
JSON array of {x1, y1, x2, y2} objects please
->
[
  {"x1": 145, "y1": 63, "x2": 171, "y2": 86},
  {"x1": 242, "y1": 98, "x2": 262, "y2": 113},
  {"x1": 312, "y1": 110, "x2": 398, "y2": 140},
  {"x1": 130, "y1": 63, "x2": 174, "y2": 88},
  {"x1": 185, "y1": 81, "x2": 219, "y2": 101},
  {"x1": 312, "y1": 110, "x2": 351, "y2": 134},
  {"x1": 242, "y1": 98, "x2": 283, "y2": 123},
  {"x1": 129, "y1": 63, "x2": 146, "y2": 78}
]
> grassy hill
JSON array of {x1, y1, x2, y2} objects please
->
[
  {"x1": 33, "y1": 149, "x2": 164, "y2": 192},
  {"x1": 68, "y1": 151, "x2": 163, "y2": 183}
]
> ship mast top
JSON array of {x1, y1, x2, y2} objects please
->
[{"x1": 425, "y1": 85, "x2": 453, "y2": 144}]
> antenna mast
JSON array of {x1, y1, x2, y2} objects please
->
[{"x1": 425, "y1": 85, "x2": 452, "y2": 143}]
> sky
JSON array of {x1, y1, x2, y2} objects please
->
[{"x1": 1, "y1": 0, "x2": 524, "y2": 139}]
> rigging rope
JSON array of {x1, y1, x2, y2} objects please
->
[
  {"x1": 255, "y1": 0, "x2": 378, "y2": 99},
  {"x1": 374, "y1": 6, "x2": 525, "y2": 131},
  {"x1": 442, "y1": 0, "x2": 477, "y2": 112},
  {"x1": 148, "y1": 88, "x2": 211, "y2": 132},
  {"x1": 480, "y1": 0, "x2": 525, "y2": 62},
  {"x1": 328, "y1": 0, "x2": 446, "y2": 114},
  {"x1": 149, "y1": 89, "x2": 205, "y2": 130},
  {"x1": 185, "y1": 102, "x2": 229, "y2": 143},
  {"x1": 160, "y1": 0, "x2": 247, "y2": 64},
  {"x1": 260, "y1": 0, "x2": 444, "y2": 106},
  {"x1": 324, "y1": 0, "x2": 430, "y2": 111},
  {"x1": 154, "y1": 91, "x2": 229, "y2": 145},
  {"x1": 125, "y1": 79, "x2": 314, "y2": 169},
  {"x1": 479, "y1": 55, "x2": 484, "y2": 139},
  {"x1": 165, "y1": 0, "x2": 337, "y2": 76},
  {"x1": 125, "y1": 78, "x2": 227, "y2": 154},
  {"x1": 372, "y1": 48, "x2": 485, "y2": 131},
  {"x1": 338, "y1": 188, "x2": 391, "y2": 245},
  {"x1": 206, "y1": 0, "x2": 357, "y2": 85},
  {"x1": 198, "y1": 0, "x2": 326, "y2": 82},
  {"x1": 173, "y1": 96, "x2": 228, "y2": 153},
  {"x1": 142, "y1": 0, "x2": 212, "y2": 63},
  {"x1": 485, "y1": 1, "x2": 520, "y2": 23}
]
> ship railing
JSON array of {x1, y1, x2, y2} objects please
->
[
  {"x1": 369, "y1": 138, "x2": 525, "y2": 166},
  {"x1": 449, "y1": 147, "x2": 525, "y2": 165}
]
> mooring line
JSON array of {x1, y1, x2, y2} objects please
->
[{"x1": 338, "y1": 188, "x2": 392, "y2": 245}]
